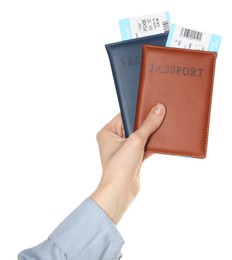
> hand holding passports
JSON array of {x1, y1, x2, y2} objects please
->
[{"x1": 105, "y1": 33, "x2": 218, "y2": 158}]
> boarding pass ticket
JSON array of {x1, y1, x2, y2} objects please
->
[
  {"x1": 166, "y1": 24, "x2": 221, "y2": 52},
  {"x1": 119, "y1": 12, "x2": 171, "y2": 40}
]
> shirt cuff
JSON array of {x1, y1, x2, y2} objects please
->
[{"x1": 49, "y1": 197, "x2": 124, "y2": 260}]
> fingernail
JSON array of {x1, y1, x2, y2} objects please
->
[{"x1": 153, "y1": 104, "x2": 165, "y2": 115}]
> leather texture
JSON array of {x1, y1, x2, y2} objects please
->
[
  {"x1": 134, "y1": 45, "x2": 217, "y2": 158},
  {"x1": 105, "y1": 33, "x2": 168, "y2": 137}
]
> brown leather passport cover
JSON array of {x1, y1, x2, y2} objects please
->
[{"x1": 134, "y1": 45, "x2": 217, "y2": 158}]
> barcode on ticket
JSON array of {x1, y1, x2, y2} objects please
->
[
  {"x1": 163, "y1": 21, "x2": 170, "y2": 33},
  {"x1": 180, "y1": 27, "x2": 203, "y2": 41}
]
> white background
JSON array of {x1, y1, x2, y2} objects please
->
[{"x1": 0, "y1": 0, "x2": 231, "y2": 259}]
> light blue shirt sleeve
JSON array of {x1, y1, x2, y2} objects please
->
[{"x1": 18, "y1": 198, "x2": 124, "y2": 260}]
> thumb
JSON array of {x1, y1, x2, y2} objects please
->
[{"x1": 130, "y1": 103, "x2": 166, "y2": 149}]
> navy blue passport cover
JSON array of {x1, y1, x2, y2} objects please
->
[{"x1": 105, "y1": 33, "x2": 168, "y2": 137}]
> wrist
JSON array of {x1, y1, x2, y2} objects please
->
[{"x1": 91, "y1": 182, "x2": 135, "y2": 225}]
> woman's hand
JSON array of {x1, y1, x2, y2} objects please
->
[{"x1": 91, "y1": 103, "x2": 166, "y2": 224}]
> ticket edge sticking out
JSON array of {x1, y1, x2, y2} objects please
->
[
  {"x1": 119, "y1": 11, "x2": 171, "y2": 41},
  {"x1": 166, "y1": 23, "x2": 222, "y2": 53}
]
